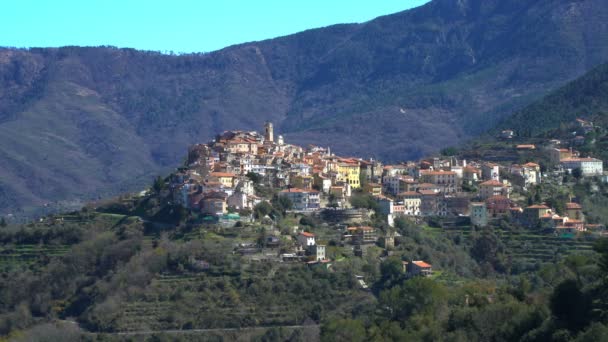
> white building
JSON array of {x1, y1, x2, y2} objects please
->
[
  {"x1": 313, "y1": 244, "x2": 326, "y2": 261},
  {"x1": 561, "y1": 158, "x2": 603, "y2": 176},
  {"x1": 279, "y1": 188, "x2": 321, "y2": 211},
  {"x1": 297, "y1": 232, "x2": 316, "y2": 247}
]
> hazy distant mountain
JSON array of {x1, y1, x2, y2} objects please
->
[{"x1": 2, "y1": 0, "x2": 608, "y2": 216}]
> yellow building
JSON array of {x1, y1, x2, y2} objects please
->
[
  {"x1": 337, "y1": 158, "x2": 361, "y2": 189},
  {"x1": 209, "y1": 172, "x2": 236, "y2": 188}
]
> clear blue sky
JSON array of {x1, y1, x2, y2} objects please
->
[{"x1": 2, "y1": 0, "x2": 429, "y2": 53}]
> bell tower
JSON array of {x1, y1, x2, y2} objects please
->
[{"x1": 264, "y1": 122, "x2": 274, "y2": 142}]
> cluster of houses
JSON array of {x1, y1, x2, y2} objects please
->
[
  {"x1": 170, "y1": 122, "x2": 386, "y2": 216},
  {"x1": 167, "y1": 120, "x2": 605, "y2": 262}
]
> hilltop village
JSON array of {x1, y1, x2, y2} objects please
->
[{"x1": 163, "y1": 120, "x2": 606, "y2": 271}]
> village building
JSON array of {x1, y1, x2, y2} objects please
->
[
  {"x1": 346, "y1": 226, "x2": 377, "y2": 244},
  {"x1": 404, "y1": 260, "x2": 433, "y2": 277},
  {"x1": 297, "y1": 232, "x2": 316, "y2": 247},
  {"x1": 550, "y1": 148, "x2": 573, "y2": 164},
  {"x1": 419, "y1": 170, "x2": 458, "y2": 193},
  {"x1": 470, "y1": 202, "x2": 488, "y2": 226},
  {"x1": 279, "y1": 188, "x2": 321, "y2": 211},
  {"x1": 364, "y1": 183, "x2": 383, "y2": 197},
  {"x1": 481, "y1": 163, "x2": 500, "y2": 182},
  {"x1": 560, "y1": 157, "x2": 603, "y2": 176},
  {"x1": 479, "y1": 180, "x2": 509, "y2": 200}
]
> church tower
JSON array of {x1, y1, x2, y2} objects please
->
[{"x1": 264, "y1": 122, "x2": 274, "y2": 142}]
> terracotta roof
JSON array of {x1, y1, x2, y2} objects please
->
[
  {"x1": 516, "y1": 144, "x2": 536, "y2": 149},
  {"x1": 561, "y1": 157, "x2": 601, "y2": 162},
  {"x1": 526, "y1": 204, "x2": 549, "y2": 209},
  {"x1": 566, "y1": 202, "x2": 582, "y2": 209},
  {"x1": 523, "y1": 162, "x2": 540, "y2": 168},
  {"x1": 281, "y1": 188, "x2": 319, "y2": 193},
  {"x1": 412, "y1": 260, "x2": 432, "y2": 268},
  {"x1": 480, "y1": 180, "x2": 503, "y2": 186},
  {"x1": 300, "y1": 232, "x2": 315, "y2": 237},
  {"x1": 399, "y1": 191, "x2": 421, "y2": 197},
  {"x1": 425, "y1": 171, "x2": 456, "y2": 175},
  {"x1": 210, "y1": 172, "x2": 236, "y2": 178}
]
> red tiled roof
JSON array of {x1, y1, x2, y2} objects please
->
[
  {"x1": 561, "y1": 157, "x2": 601, "y2": 162},
  {"x1": 480, "y1": 180, "x2": 503, "y2": 186},
  {"x1": 281, "y1": 188, "x2": 319, "y2": 193},
  {"x1": 300, "y1": 232, "x2": 315, "y2": 237},
  {"x1": 412, "y1": 260, "x2": 432, "y2": 268},
  {"x1": 425, "y1": 171, "x2": 456, "y2": 175},
  {"x1": 566, "y1": 202, "x2": 582, "y2": 209},
  {"x1": 526, "y1": 204, "x2": 549, "y2": 209},
  {"x1": 210, "y1": 172, "x2": 236, "y2": 178}
]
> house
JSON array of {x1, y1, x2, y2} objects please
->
[
  {"x1": 405, "y1": 260, "x2": 433, "y2": 277},
  {"x1": 419, "y1": 170, "x2": 458, "y2": 193},
  {"x1": 576, "y1": 118, "x2": 594, "y2": 133},
  {"x1": 573, "y1": 136, "x2": 586, "y2": 146},
  {"x1": 510, "y1": 163, "x2": 541, "y2": 187},
  {"x1": 396, "y1": 191, "x2": 421, "y2": 216},
  {"x1": 419, "y1": 190, "x2": 448, "y2": 216},
  {"x1": 550, "y1": 148, "x2": 572, "y2": 164},
  {"x1": 485, "y1": 195, "x2": 512, "y2": 217},
  {"x1": 516, "y1": 144, "x2": 536, "y2": 150},
  {"x1": 565, "y1": 202, "x2": 584, "y2": 222},
  {"x1": 312, "y1": 244, "x2": 326, "y2": 261},
  {"x1": 313, "y1": 173, "x2": 333, "y2": 193},
  {"x1": 209, "y1": 172, "x2": 237, "y2": 188},
  {"x1": 337, "y1": 158, "x2": 361, "y2": 189},
  {"x1": 500, "y1": 130, "x2": 515, "y2": 139},
  {"x1": 347, "y1": 226, "x2": 377, "y2": 244},
  {"x1": 375, "y1": 195, "x2": 394, "y2": 215},
  {"x1": 523, "y1": 204, "x2": 552, "y2": 227},
  {"x1": 470, "y1": 202, "x2": 488, "y2": 227},
  {"x1": 364, "y1": 183, "x2": 383, "y2": 197},
  {"x1": 279, "y1": 188, "x2": 321, "y2": 211},
  {"x1": 481, "y1": 163, "x2": 500, "y2": 181},
  {"x1": 297, "y1": 232, "x2": 316, "y2": 247},
  {"x1": 462, "y1": 166, "x2": 481, "y2": 184},
  {"x1": 201, "y1": 192, "x2": 228, "y2": 215},
  {"x1": 560, "y1": 158, "x2": 603, "y2": 176},
  {"x1": 479, "y1": 180, "x2": 509, "y2": 200},
  {"x1": 382, "y1": 175, "x2": 416, "y2": 195}
]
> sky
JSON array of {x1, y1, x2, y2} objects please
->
[{"x1": 2, "y1": 0, "x2": 430, "y2": 53}]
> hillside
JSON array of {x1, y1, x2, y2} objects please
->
[
  {"x1": 497, "y1": 61, "x2": 608, "y2": 136},
  {"x1": 3, "y1": 0, "x2": 608, "y2": 216}
]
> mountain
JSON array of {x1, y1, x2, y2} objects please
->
[
  {"x1": 497, "y1": 61, "x2": 608, "y2": 136},
  {"x1": 2, "y1": 0, "x2": 608, "y2": 216}
]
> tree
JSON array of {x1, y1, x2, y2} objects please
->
[
  {"x1": 550, "y1": 279, "x2": 591, "y2": 332},
  {"x1": 246, "y1": 172, "x2": 262, "y2": 184},
  {"x1": 321, "y1": 318, "x2": 366, "y2": 342},
  {"x1": 440, "y1": 147, "x2": 458, "y2": 156},
  {"x1": 152, "y1": 176, "x2": 166, "y2": 193},
  {"x1": 271, "y1": 195, "x2": 292, "y2": 215},
  {"x1": 572, "y1": 167, "x2": 583, "y2": 179},
  {"x1": 0, "y1": 217, "x2": 6, "y2": 227},
  {"x1": 253, "y1": 201, "x2": 273, "y2": 219}
]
